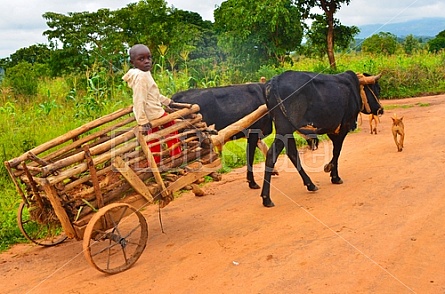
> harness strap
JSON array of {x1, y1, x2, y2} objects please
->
[
  {"x1": 267, "y1": 81, "x2": 301, "y2": 132},
  {"x1": 360, "y1": 85, "x2": 371, "y2": 113}
]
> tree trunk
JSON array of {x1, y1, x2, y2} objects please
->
[
  {"x1": 326, "y1": 11, "x2": 336, "y2": 69},
  {"x1": 320, "y1": 0, "x2": 337, "y2": 70}
]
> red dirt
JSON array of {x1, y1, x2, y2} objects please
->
[{"x1": 1, "y1": 95, "x2": 444, "y2": 294}]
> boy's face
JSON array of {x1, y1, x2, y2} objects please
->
[{"x1": 130, "y1": 45, "x2": 152, "y2": 72}]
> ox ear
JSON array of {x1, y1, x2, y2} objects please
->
[{"x1": 357, "y1": 73, "x2": 382, "y2": 85}]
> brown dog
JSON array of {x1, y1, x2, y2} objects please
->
[
  {"x1": 391, "y1": 114, "x2": 404, "y2": 152},
  {"x1": 369, "y1": 114, "x2": 379, "y2": 134}
]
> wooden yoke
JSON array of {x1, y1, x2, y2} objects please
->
[
  {"x1": 356, "y1": 72, "x2": 381, "y2": 114},
  {"x1": 210, "y1": 104, "x2": 268, "y2": 148}
]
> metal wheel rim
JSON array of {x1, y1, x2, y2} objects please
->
[
  {"x1": 82, "y1": 203, "x2": 148, "y2": 274},
  {"x1": 17, "y1": 201, "x2": 67, "y2": 247}
]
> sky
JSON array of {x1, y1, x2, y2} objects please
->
[{"x1": 1, "y1": 0, "x2": 444, "y2": 58}]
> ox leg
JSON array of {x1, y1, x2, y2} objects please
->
[
  {"x1": 285, "y1": 136, "x2": 317, "y2": 191},
  {"x1": 247, "y1": 133, "x2": 260, "y2": 189},
  {"x1": 260, "y1": 138, "x2": 285, "y2": 207},
  {"x1": 257, "y1": 139, "x2": 279, "y2": 175},
  {"x1": 324, "y1": 134, "x2": 346, "y2": 184}
]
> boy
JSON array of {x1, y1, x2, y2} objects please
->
[{"x1": 123, "y1": 44, "x2": 181, "y2": 163}]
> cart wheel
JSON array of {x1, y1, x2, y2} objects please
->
[
  {"x1": 17, "y1": 201, "x2": 67, "y2": 246},
  {"x1": 82, "y1": 203, "x2": 148, "y2": 274}
]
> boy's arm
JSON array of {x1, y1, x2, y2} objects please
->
[
  {"x1": 159, "y1": 94, "x2": 172, "y2": 106},
  {"x1": 132, "y1": 78, "x2": 150, "y2": 126}
]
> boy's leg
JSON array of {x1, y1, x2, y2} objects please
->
[
  {"x1": 162, "y1": 120, "x2": 182, "y2": 157},
  {"x1": 146, "y1": 127, "x2": 162, "y2": 163}
]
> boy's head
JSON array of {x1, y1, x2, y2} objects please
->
[{"x1": 129, "y1": 44, "x2": 152, "y2": 72}]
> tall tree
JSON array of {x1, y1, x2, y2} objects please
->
[
  {"x1": 214, "y1": 0, "x2": 303, "y2": 71},
  {"x1": 296, "y1": 0, "x2": 352, "y2": 69},
  {"x1": 43, "y1": 8, "x2": 126, "y2": 73},
  {"x1": 305, "y1": 14, "x2": 358, "y2": 60}
]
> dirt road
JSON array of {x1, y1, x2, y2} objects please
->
[{"x1": 1, "y1": 95, "x2": 444, "y2": 293}]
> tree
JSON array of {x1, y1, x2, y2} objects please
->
[
  {"x1": 296, "y1": 0, "x2": 353, "y2": 69},
  {"x1": 361, "y1": 32, "x2": 398, "y2": 55},
  {"x1": 42, "y1": 0, "x2": 210, "y2": 74},
  {"x1": 214, "y1": 0, "x2": 303, "y2": 71},
  {"x1": 43, "y1": 9, "x2": 126, "y2": 74},
  {"x1": 5, "y1": 44, "x2": 51, "y2": 68},
  {"x1": 428, "y1": 30, "x2": 445, "y2": 53},
  {"x1": 403, "y1": 34, "x2": 421, "y2": 55},
  {"x1": 305, "y1": 14, "x2": 359, "y2": 59}
]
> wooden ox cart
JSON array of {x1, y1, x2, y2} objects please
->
[{"x1": 4, "y1": 101, "x2": 267, "y2": 274}]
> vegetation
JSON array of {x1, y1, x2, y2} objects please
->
[{"x1": 1, "y1": 0, "x2": 445, "y2": 252}]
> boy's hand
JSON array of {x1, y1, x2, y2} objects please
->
[{"x1": 141, "y1": 122, "x2": 152, "y2": 131}]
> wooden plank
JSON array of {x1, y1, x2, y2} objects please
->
[
  {"x1": 42, "y1": 116, "x2": 135, "y2": 164},
  {"x1": 166, "y1": 158, "x2": 221, "y2": 193},
  {"x1": 43, "y1": 115, "x2": 203, "y2": 182},
  {"x1": 112, "y1": 156, "x2": 154, "y2": 203},
  {"x1": 150, "y1": 104, "x2": 200, "y2": 128},
  {"x1": 41, "y1": 181, "x2": 77, "y2": 239},
  {"x1": 8, "y1": 106, "x2": 134, "y2": 168}
]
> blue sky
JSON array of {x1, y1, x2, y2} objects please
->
[{"x1": 1, "y1": 0, "x2": 444, "y2": 58}]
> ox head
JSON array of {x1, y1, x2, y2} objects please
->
[{"x1": 357, "y1": 73, "x2": 384, "y2": 116}]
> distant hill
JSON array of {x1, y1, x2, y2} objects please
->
[{"x1": 356, "y1": 17, "x2": 445, "y2": 39}]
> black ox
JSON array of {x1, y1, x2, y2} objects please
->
[
  {"x1": 260, "y1": 70, "x2": 384, "y2": 207},
  {"x1": 171, "y1": 83, "x2": 273, "y2": 189}
]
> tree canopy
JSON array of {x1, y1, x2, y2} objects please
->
[
  {"x1": 361, "y1": 32, "x2": 398, "y2": 55},
  {"x1": 214, "y1": 0, "x2": 303, "y2": 71},
  {"x1": 428, "y1": 30, "x2": 445, "y2": 53}
]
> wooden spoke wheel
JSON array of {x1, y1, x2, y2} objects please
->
[
  {"x1": 82, "y1": 203, "x2": 148, "y2": 274},
  {"x1": 17, "y1": 201, "x2": 67, "y2": 246}
]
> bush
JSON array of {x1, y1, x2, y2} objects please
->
[{"x1": 3, "y1": 61, "x2": 39, "y2": 96}]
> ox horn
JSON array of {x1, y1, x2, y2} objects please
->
[{"x1": 357, "y1": 72, "x2": 382, "y2": 85}]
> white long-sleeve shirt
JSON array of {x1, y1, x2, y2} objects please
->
[{"x1": 122, "y1": 68, "x2": 171, "y2": 125}]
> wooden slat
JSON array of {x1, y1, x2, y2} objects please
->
[
  {"x1": 4, "y1": 161, "x2": 27, "y2": 203},
  {"x1": 22, "y1": 163, "x2": 44, "y2": 208},
  {"x1": 111, "y1": 156, "x2": 154, "y2": 203},
  {"x1": 41, "y1": 181, "x2": 77, "y2": 239},
  {"x1": 83, "y1": 146, "x2": 104, "y2": 209},
  {"x1": 135, "y1": 127, "x2": 169, "y2": 198},
  {"x1": 8, "y1": 106, "x2": 134, "y2": 168},
  {"x1": 166, "y1": 158, "x2": 221, "y2": 193},
  {"x1": 45, "y1": 115, "x2": 203, "y2": 185}
]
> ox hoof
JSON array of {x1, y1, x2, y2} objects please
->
[
  {"x1": 331, "y1": 177, "x2": 343, "y2": 184},
  {"x1": 324, "y1": 163, "x2": 334, "y2": 173},
  {"x1": 249, "y1": 181, "x2": 261, "y2": 189},
  {"x1": 307, "y1": 184, "x2": 318, "y2": 192},
  {"x1": 262, "y1": 197, "x2": 275, "y2": 208}
]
